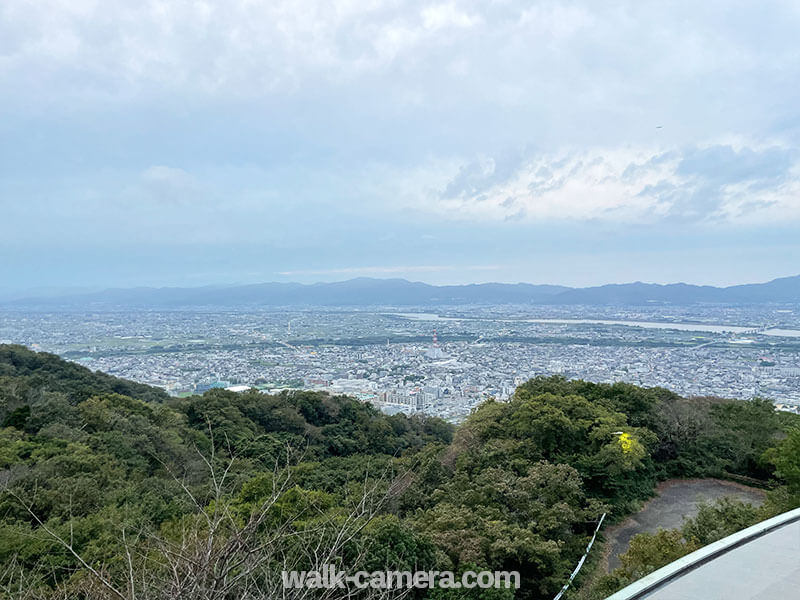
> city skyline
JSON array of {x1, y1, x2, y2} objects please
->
[{"x1": 4, "y1": 304, "x2": 799, "y2": 422}]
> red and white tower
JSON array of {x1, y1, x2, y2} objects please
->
[{"x1": 426, "y1": 329, "x2": 445, "y2": 359}]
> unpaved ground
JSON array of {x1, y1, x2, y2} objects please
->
[{"x1": 602, "y1": 478, "x2": 765, "y2": 571}]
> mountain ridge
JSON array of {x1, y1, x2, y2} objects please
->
[{"x1": 4, "y1": 275, "x2": 799, "y2": 307}]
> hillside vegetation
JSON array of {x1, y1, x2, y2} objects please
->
[{"x1": 1, "y1": 344, "x2": 799, "y2": 599}]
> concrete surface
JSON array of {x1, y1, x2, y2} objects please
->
[{"x1": 605, "y1": 507, "x2": 800, "y2": 600}]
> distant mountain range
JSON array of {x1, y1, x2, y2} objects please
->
[{"x1": 4, "y1": 275, "x2": 800, "y2": 308}]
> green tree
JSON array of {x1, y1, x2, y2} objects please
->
[{"x1": 766, "y1": 425, "x2": 800, "y2": 495}]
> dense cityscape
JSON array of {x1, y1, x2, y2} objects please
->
[{"x1": 3, "y1": 304, "x2": 799, "y2": 422}]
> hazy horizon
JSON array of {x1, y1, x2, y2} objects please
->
[{"x1": 2, "y1": 272, "x2": 799, "y2": 302}]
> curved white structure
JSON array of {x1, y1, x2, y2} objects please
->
[{"x1": 605, "y1": 507, "x2": 800, "y2": 600}]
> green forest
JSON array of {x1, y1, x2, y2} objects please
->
[{"x1": 1, "y1": 343, "x2": 799, "y2": 599}]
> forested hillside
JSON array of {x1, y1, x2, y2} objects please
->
[{"x1": 1, "y1": 344, "x2": 799, "y2": 599}]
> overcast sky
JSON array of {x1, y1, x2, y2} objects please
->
[{"x1": 2, "y1": 0, "x2": 799, "y2": 291}]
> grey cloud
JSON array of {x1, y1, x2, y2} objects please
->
[
  {"x1": 442, "y1": 151, "x2": 526, "y2": 199},
  {"x1": 676, "y1": 145, "x2": 795, "y2": 187},
  {"x1": 504, "y1": 208, "x2": 526, "y2": 222},
  {"x1": 528, "y1": 171, "x2": 566, "y2": 195},
  {"x1": 639, "y1": 180, "x2": 723, "y2": 223},
  {"x1": 621, "y1": 151, "x2": 676, "y2": 182},
  {"x1": 642, "y1": 145, "x2": 797, "y2": 221}
]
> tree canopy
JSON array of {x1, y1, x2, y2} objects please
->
[{"x1": 0, "y1": 345, "x2": 797, "y2": 600}]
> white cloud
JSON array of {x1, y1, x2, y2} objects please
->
[
  {"x1": 3, "y1": 1, "x2": 800, "y2": 238},
  {"x1": 517, "y1": 3, "x2": 593, "y2": 39},
  {"x1": 0, "y1": 0, "x2": 481, "y2": 98},
  {"x1": 2, "y1": 0, "x2": 797, "y2": 123},
  {"x1": 421, "y1": 3, "x2": 480, "y2": 30},
  {"x1": 395, "y1": 143, "x2": 800, "y2": 224}
]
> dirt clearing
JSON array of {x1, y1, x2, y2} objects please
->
[{"x1": 603, "y1": 478, "x2": 766, "y2": 571}]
